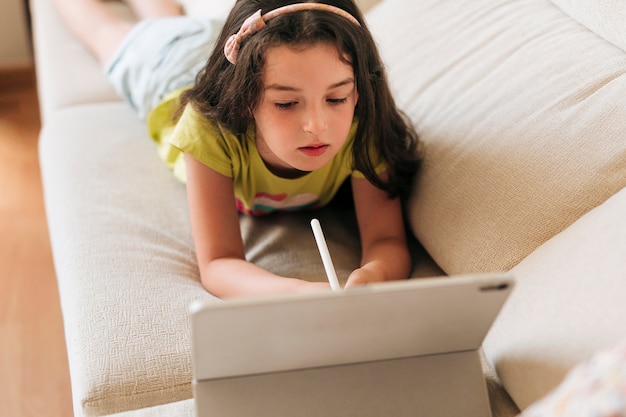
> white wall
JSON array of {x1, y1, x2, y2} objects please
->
[{"x1": 0, "y1": 0, "x2": 32, "y2": 68}]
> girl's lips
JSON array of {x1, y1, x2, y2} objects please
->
[{"x1": 298, "y1": 144, "x2": 329, "y2": 157}]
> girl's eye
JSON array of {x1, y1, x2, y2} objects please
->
[
  {"x1": 275, "y1": 102, "x2": 297, "y2": 110},
  {"x1": 327, "y1": 98, "x2": 348, "y2": 105}
]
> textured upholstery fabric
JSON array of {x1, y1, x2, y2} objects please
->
[
  {"x1": 366, "y1": 0, "x2": 626, "y2": 275},
  {"x1": 483, "y1": 186, "x2": 626, "y2": 410},
  {"x1": 550, "y1": 0, "x2": 626, "y2": 52}
]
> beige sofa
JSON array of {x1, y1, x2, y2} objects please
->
[{"x1": 32, "y1": 0, "x2": 626, "y2": 416}]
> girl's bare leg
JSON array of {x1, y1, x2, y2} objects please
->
[
  {"x1": 53, "y1": 0, "x2": 183, "y2": 68},
  {"x1": 53, "y1": 0, "x2": 134, "y2": 67},
  {"x1": 126, "y1": 0, "x2": 183, "y2": 19}
]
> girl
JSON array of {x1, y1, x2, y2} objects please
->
[{"x1": 54, "y1": 0, "x2": 422, "y2": 297}]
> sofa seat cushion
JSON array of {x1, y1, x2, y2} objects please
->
[{"x1": 366, "y1": 0, "x2": 626, "y2": 275}]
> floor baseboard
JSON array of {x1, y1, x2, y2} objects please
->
[{"x1": 0, "y1": 65, "x2": 36, "y2": 91}]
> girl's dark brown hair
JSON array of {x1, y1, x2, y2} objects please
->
[{"x1": 180, "y1": 0, "x2": 421, "y2": 198}]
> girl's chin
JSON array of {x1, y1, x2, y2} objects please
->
[{"x1": 269, "y1": 152, "x2": 334, "y2": 177}]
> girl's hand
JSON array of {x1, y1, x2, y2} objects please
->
[
  {"x1": 349, "y1": 176, "x2": 412, "y2": 287},
  {"x1": 295, "y1": 281, "x2": 332, "y2": 292},
  {"x1": 344, "y1": 267, "x2": 383, "y2": 288}
]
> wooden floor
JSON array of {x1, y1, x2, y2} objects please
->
[{"x1": 0, "y1": 68, "x2": 74, "y2": 417}]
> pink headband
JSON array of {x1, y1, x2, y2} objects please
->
[{"x1": 224, "y1": 3, "x2": 361, "y2": 64}]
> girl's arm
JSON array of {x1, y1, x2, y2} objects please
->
[
  {"x1": 346, "y1": 174, "x2": 412, "y2": 287},
  {"x1": 184, "y1": 154, "x2": 329, "y2": 297}
]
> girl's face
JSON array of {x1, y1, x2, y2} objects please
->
[{"x1": 253, "y1": 42, "x2": 358, "y2": 178}]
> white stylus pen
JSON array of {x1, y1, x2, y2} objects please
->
[{"x1": 310, "y1": 218, "x2": 342, "y2": 291}]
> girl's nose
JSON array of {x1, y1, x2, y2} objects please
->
[{"x1": 303, "y1": 105, "x2": 328, "y2": 135}]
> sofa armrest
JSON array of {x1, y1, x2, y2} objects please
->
[
  {"x1": 483, "y1": 186, "x2": 626, "y2": 411},
  {"x1": 39, "y1": 104, "x2": 211, "y2": 417}
]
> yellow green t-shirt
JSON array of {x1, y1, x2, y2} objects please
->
[{"x1": 147, "y1": 89, "x2": 383, "y2": 216}]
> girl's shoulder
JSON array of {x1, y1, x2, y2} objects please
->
[{"x1": 177, "y1": 103, "x2": 221, "y2": 133}]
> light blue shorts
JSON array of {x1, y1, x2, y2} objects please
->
[{"x1": 105, "y1": 16, "x2": 224, "y2": 119}]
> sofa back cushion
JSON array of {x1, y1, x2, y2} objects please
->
[
  {"x1": 550, "y1": 0, "x2": 626, "y2": 52},
  {"x1": 366, "y1": 0, "x2": 626, "y2": 275},
  {"x1": 180, "y1": 0, "x2": 382, "y2": 18}
]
